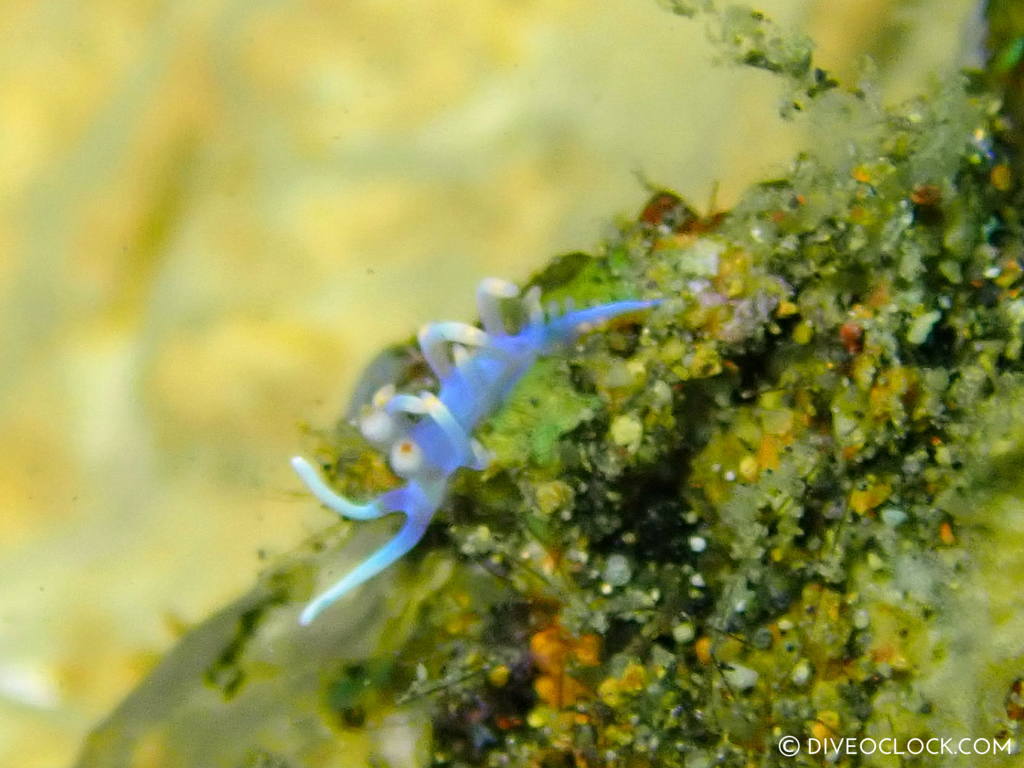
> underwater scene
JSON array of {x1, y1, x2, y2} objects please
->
[{"x1": 4, "y1": 0, "x2": 1024, "y2": 766}]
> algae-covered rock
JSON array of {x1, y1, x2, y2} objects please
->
[
  {"x1": 74, "y1": 518, "x2": 451, "y2": 768},
  {"x1": 78, "y1": 4, "x2": 1024, "y2": 767}
]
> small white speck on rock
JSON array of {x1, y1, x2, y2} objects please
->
[
  {"x1": 672, "y1": 622, "x2": 695, "y2": 643},
  {"x1": 791, "y1": 659, "x2": 812, "y2": 686},
  {"x1": 723, "y1": 663, "x2": 759, "y2": 691},
  {"x1": 603, "y1": 554, "x2": 632, "y2": 587}
]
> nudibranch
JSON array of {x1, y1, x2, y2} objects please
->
[{"x1": 292, "y1": 277, "x2": 658, "y2": 625}]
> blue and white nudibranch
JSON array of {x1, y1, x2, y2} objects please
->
[{"x1": 291, "y1": 278, "x2": 658, "y2": 625}]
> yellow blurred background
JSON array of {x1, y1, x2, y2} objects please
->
[{"x1": 0, "y1": 0, "x2": 977, "y2": 765}]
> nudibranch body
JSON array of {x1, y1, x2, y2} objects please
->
[{"x1": 292, "y1": 278, "x2": 658, "y2": 625}]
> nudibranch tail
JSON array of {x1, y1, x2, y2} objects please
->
[
  {"x1": 291, "y1": 277, "x2": 660, "y2": 625},
  {"x1": 298, "y1": 511, "x2": 432, "y2": 626},
  {"x1": 546, "y1": 298, "x2": 663, "y2": 345}
]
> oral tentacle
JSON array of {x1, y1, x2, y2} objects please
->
[
  {"x1": 290, "y1": 456, "x2": 387, "y2": 521},
  {"x1": 299, "y1": 512, "x2": 431, "y2": 625}
]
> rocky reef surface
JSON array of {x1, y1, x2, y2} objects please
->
[{"x1": 76, "y1": 3, "x2": 1024, "y2": 767}]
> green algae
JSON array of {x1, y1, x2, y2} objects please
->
[
  {"x1": 480, "y1": 358, "x2": 599, "y2": 469},
  {"x1": 76, "y1": 4, "x2": 1024, "y2": 768}
]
